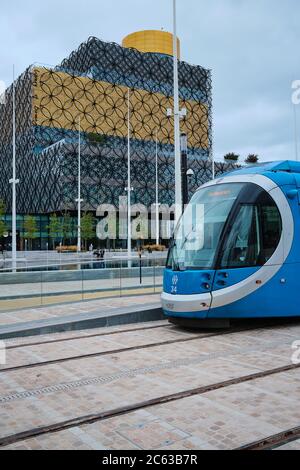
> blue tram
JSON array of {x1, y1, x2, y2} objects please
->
[{"x1": 162, "y1": 161, "x2": 300, "y2": 325}]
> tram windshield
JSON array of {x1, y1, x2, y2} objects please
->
[
  {"x1": 167, "y1": 183, "x2": 244, "y2": 270},
  {"x1": 167, "y1": 182, "x2": 282, "y2": 271}
]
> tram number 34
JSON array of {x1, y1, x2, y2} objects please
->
[{"x1": 171, "y1": 275, "x2": 179, "y2": 294}]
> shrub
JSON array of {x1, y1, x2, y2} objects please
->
[
  {"x1": 56, "y1": 245, "x2": 78, "y2": 253},
  {"x1": 143, "y1": 244, "x2": 166, "y2": 252}
]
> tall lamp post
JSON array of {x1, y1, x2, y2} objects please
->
[
  {"x1": 180, "y1": 133, "x2": 188, "y2": 211},
  {"x1": 76, "y1": 117, "x2": 83, "y2": 253},
  {"x1": 211, "y1": 148, "x2": 215, "y2": 180},
  {"x1": 172, "y1": 0, "x2": 182, "y2": 225},
  {"x1": 155, "y1": 129, "x2": 160, "y2": 246},
  {"x1": 9, "y1": 66, "x2": 19, "y2": 271},
  {"x1": 127, "y1": 88, "x2": 132, "y2": 259}
]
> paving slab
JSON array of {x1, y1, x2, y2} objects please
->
[{"x1": 0, "y1": 321, "x2": 300, "y2": 449}]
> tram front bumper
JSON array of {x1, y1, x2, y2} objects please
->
[{"x1": 161, "y1": 291, "x2": 212, "y2": 318}]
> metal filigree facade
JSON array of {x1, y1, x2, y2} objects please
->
[{"x1": 0, "y1": 36, "x2": 233, "y2": 219}]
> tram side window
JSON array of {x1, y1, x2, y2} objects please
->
[
  {"x1": 220, "y1": 202, "x2": 282, "y2": 269},
  {"x1": 260, "y1": 205, "x2": 282, "y2": 262}
]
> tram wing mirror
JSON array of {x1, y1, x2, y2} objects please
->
[{"x1": 287, "y1": 189, "x2": 300, "y2": 204}]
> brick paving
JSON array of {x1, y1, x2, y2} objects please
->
[{"x1": 1, "y1": 319, "x2": 300, "y2": 450}]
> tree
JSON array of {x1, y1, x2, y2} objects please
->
[
  {"x1": 80, "y1": 213, "x2": 95, "y2": 250},
  {"x1": 224, "y1": 152, "x2": 239, "y2": 162},
  {"x1": 23, "y1": 215, "x2": 38, "y2": 250},
  {"x1": 245, "y1": 154, "x2": 259, "y2": 164},
  {"x1": 0, "y1": 199, "x2": 7, "y2": 239},
  {"x1": 47, "y1": 214, "x2": 62, "y2": 249}
]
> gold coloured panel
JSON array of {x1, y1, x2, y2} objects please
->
[
  {"x1": 122, "y1": 30, "x2": 180, "y2": 59},
  {"x1": 33, "y1": 67, "x2": 209, "y2": 149}
]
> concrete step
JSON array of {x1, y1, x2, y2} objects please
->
[{"x1": 0, "y1": 302, "x2": 163, "y2": 340}]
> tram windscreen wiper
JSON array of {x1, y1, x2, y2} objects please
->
[
  {"x1": 168, "y1": 239, "x2": 182, "y2": 272},
  {"x1": 172, "y1": 241, "x2": 181, "y2": 271},
  {"x1": 170, "y1": 239, "x2": 190, "y2": 272},
  {"x1": 181, "y1": 225, "x2": 196, "y2": 250}
]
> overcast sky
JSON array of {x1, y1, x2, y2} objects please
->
[{"x1": 0, "y1": 0, "x2": 299, "y2": 162}]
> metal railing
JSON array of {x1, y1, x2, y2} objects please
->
[
  {"x1": 0, "y1": 257, "x2": 165, "y2": 312},
  {"x1": 0, "y1": 252, "x2": 167, "y2": 272}
]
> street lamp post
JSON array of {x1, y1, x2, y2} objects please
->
[
  {"x1": 211, "y1": 149, "x2": 215, "y2": 180},
  {"x1": 155, "y1": 129, "x2": 160, "y2": 246},
  {"x1": 76, "y1": 117, "x2": 83, "y2": 253},
  {"x1": 127, "y1": 88, "x2": 132, "y2": 259},
  {"x1": 180, "y1": 133, "x2": 188, "y2": 211},
  {"x1": 9, "y1": 66, "x2": 19, "y2": 271},
  {"x1": 172, "y1": 0, "x2": 182, "y2": 225}
]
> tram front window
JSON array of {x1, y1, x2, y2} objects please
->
[{"x1": 167, "y1": 183, "x2": 244, "y2": 270}]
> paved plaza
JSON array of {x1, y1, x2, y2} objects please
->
[{"x1": 0, "y1": 318, "x2": 300, "y2": 450}]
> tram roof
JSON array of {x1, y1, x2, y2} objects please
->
[
  {"x1": 227, "y1": 160, "x2": 300, "y2": 176},
  {"x1": 223, "y1": 160, "x2": 300, "y2": 176},
  {"x1": 214, "y1": 160, "x2": 300, "y2": 188}
]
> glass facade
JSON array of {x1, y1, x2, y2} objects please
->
[{"x1": 0, "y1": 214, "x2": 77, "y2": 250}]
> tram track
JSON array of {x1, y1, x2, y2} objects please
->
[
  {"x1": 1, "y1": 320, "x2": 298, "y2": 374},
  {"x1": 0, "y1": 362, "x2": 299, "y2": 448},
  {"x1": 4, "y1": 323, "x2": 170, "y2": 350},
  {"x1": 6, "y1": 316, "x2": 299, "y2": 351},
  {"x1": 236, "y1": 425, "x2": 300, "y2": 450},
  {"x1": 0, "y1": 328, "x2": 234, "y2": 373}
]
